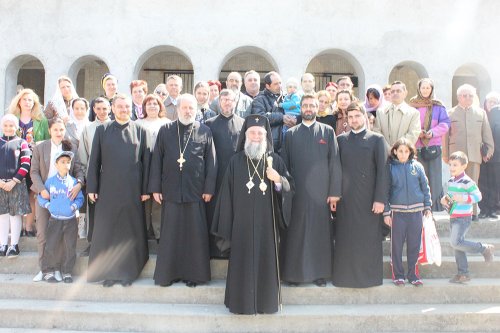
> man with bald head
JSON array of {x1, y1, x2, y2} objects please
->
[
  {"x1": 149, "y1": 93, "x2": 217, "y2": 288},
  {"x1": 210, "y1": 71, "x2": 253, "y2": 118}
]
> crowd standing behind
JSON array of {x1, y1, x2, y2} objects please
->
[{"x1": 0, "y1": 69, "x2": 498, "y2": 315}]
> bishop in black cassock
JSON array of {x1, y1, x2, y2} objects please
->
[
  {"x1": 332, "y1": 102, "x2": 389, "y2": 288},
  {"x1": 280, "y1": 94, "x2": 342, "y2": 286},
  {"x1": 149, "y1": 94, "x2": 217, "y2": 287},
  {"x1": 205, "y1": 89, "x2": 244, "y2": 259},
  {"x1": 211, "y1": 114, "x2": 294, "y2": 314},
  {"x1": 86, "y1": 95, "x2": 151, "y2": 286}
]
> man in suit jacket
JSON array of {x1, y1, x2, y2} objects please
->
[
  {"x1": 30, "y1": 124, "x2": 85, "y2": 282},
  {"x1": 164, "y1": 75, "x2": 183, "y2": 121},
  {"x1": 373, "y1": 81, "x2": 421, "y2": 147}
]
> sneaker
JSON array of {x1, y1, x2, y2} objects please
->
[
  {"x1": 410, "y1": 279, "x2": 424, "y2": 287},
  {"x1": 54, "y1": 271, "x2": 63, "y2": 282},
  {"x1": 33, "y1": 271, "x2": 43, "y2": 282},
  {"x1": 0, "y1": 245, "x2": 7, "y2": 257},
  {"x1": 482, "y1": 244, "x2": 495, "y2": 262},
  {"x1": 43, "y1": 272, "x2": 58, "y2": 283},
  {"x1": 6, "y1": 245, "x2": 19, "y2": 258},
  {"x1": 393, "y1": 279, "x2": 405, "y2": 287},
  {"x1": 63, "y1": 273, "x2": 73, "y2": 284},
  {"x1": 449, "y1": 274, "x2": 471, "y2": 284}
]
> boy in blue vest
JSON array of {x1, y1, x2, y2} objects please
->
[
  {"x1": 38, "y1": 151, "x2": 84, "y2": 283},
  {"x1": 441, "y1": 151, "x2": 495, "y2": 284}
]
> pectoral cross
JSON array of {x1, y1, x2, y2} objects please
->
[{"x1": 177, "y1": 153, "x2": 186, "y2": 170}]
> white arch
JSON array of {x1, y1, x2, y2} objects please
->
[
  {"x1": 217, "y1": 46, "x2": 279, "y2": 76},
  {"x1": 133, "y1": 45, "x2": 194, "y2": 79}
]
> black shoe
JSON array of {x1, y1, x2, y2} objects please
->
[
  {"x1": 20, "y1": 229, "x2": 26, "y2": 237},
  {"x1": 79, "y1": 244, "x2": 91, "y2": 257},
  {"x1": 185, "y1": 280, "x2": 197, "y2": 288},
  {"x1": 0, "y1": 245, "x2": 7, "y2": 256},
  {"x1": 103, "y1": 280, "x2": 117, "y2": 287},
  {"x1": 120, "y1": 280, "x2": 132, "y2": 287},
  {"x1": 43, "y1": 272, "x2": 58, "y2": 283},
  {"x1": 478, "y1": 212, "x2": 489, "y2": 219},
  {"x1": 472, "y1": 215, "x2": 479, "y2": 221},
  {"x1": 287, "y1": 281, "x2": 300, "y2": 287},
  {"x1": 313, "y1": 279, "x2": 327, "y2": 287},
  {"x1": 26, "y1": 230, "x2": 36, "y2": 237},
  {"x1": 488, "y1": 213, "x2": 498, "y2": 219},
  {"x1": 6, "y1": 245, "x2": 19, "y2": 258},
  {"x1": 63, "y1": 274, "x2": 73, "y2": 283}
]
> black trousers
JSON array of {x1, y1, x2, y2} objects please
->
[
  {"x1": 479, "y1": 162, "x2": 500, "y2": 213},
  {"x1": 43, "y1": 217, "x2": 77, "y2": 274}
]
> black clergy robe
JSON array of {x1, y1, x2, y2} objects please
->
[
  {"x1": 211, "y1": 152, "x2": 294, "y2": 314},
  {"x1": 86, "y1": 121, "x2": 151, "y2": 282},
  {"x1": 148, "y1": 121, "x2": 217, "y2": 285},
  {"x1": 280, "y1": 122, "x2": 342, "y2": 283},
  {"x1": 205, "y1": 114, "x2": 244, "y2": 258},
  {"x1": 332, "y1": 129, "x2": 389, "y2": 288}
]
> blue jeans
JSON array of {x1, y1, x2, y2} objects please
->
[{"x1": 449, "y1": 216, "x2": 485, "y2": 275}]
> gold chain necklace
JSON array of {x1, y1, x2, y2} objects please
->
[
  {"x1": 246, "y1": 155, "x2": 267, "y2": 195},
  {"x1": 177, "y1": 121, "x2": 194, "y2": 171}
]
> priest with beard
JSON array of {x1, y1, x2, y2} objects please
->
[
  {"x1": 86, "y1": 94, "x2": 151, "y2": 287},
  {"x1": 149, "y1": 93, "x2": 217, "y2": 288},
  {"x1": 332, "y1": 102, "x2": 389, "y2": 288},
  {"x1": 280, "y1": 94, "x2": 342, "y2": 287},
  {"x1": 205, "y1": 89, "x2": 244, "y2": 259},
  {"x1": 211, "y1": 114, "x2": 294, "y2": 315}
]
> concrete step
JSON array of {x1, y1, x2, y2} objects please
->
[
  {"x1": 1, "y1": 274, "x2": 500, "y2": 305},
  {"x1": 382, "y1": 237, "x2": 500, "y2": 256},
  {"x1": 1, "y1": 253, "x2": 499, "y2": 279},
  {"x1": 1, "y1": 299, "x2": 499, "y2": 332}
]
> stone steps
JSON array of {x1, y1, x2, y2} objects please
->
[
  {"x1": 2, "y1": 253, "x2": 498, "y2": 279},
  {"x1": 1, "y1": 299, "x2": 499, "y2": 333},
  {"x1": 1, "y1": 274, "x2": 500, "y2": 305}
]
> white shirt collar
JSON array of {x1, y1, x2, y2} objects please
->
[{"x1": 352, "y1": 125, "x2": 366, "y2": 134}]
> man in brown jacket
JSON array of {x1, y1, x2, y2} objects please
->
[{"x1": 443, "y1": 84, "x2": 495, "y2": 219}]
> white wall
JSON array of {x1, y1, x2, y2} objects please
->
[{"x1": 1, "y1": 0, "x2": 498, "y2": 112}]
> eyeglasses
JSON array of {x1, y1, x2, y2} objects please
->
[
  {"x1": 220, "y1": 98, "x2": 235, "y2": 103},
  {"x1": 460, "y1": 94, "x2": 474, "y2": 98},
  {"x1": 155, "y1": 91, "x2": 167, "y2": 97}
]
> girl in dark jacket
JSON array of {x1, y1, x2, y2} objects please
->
[{"x1": 383, "y1": 138, "x2": 431, "y2": 287}]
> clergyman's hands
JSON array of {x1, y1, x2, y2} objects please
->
[
  {"x1": 327, "y1": 196, "x2": 340, "y2": 211},
  {"x1": 372, "y1": 201, "x2": 384, "y2": 214}
]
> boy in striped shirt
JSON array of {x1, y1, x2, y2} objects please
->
[{"x1": 441, "y1": 151, "x2": 495, "y2": 284}]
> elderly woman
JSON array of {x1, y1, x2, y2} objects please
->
[
  {"x1": 316, "y1": 90, "x2": 336, "y2": 129},
  {"x1": 0, "y1": 114, "x2": 31, "y2": 257},
  {"x1": 44, "y1": 75, "x2": 79, "y2": 123},
  {"x1": 30, "y1": 118, "x2": 84, "y2": 282},
  {"x1": 136, "y1": 94, "x2": 171, "y2": 239},
  {"x1": 9, "y1": 88, "x2": 49, "y2": 236},
  {"x1": 409, "y1": 78, "x2": 450, "y2": 211},
  {"x1": 478, "y1": 92, "x2": 500, "y2": 219},
  {"x1": 194, "y1": 81, "x2": 216, "y2": 123}
]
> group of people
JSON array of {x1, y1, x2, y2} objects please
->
[{"x1": 0, "y1": 69, "x2": 499, "y2": 315}]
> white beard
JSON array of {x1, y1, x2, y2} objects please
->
[
  {"x1": 178, "y1": 116, "x2": 195, "y2": 126},
  {"x1": 244, "y1": 140, "x2": 267, "y2": 160}
]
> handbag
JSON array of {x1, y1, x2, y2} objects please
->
[
  {"x1": 418, "y1": 215, "x2": 442, "y2": 266},
  {"x1": 419, "y1": 145, "x2": 440, "y2": 161}
]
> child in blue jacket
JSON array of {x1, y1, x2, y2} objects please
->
[
  {"x1": 384, "y1": 138, "x2": 431, "y2": 287},
  {"x1": 38, "y1": 150, "x2": 84, "y2": 283},
  {"x1": 280, "y1": 78, "x2": 301, "y2": 137}
]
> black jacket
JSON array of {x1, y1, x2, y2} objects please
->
[
  {"x1": 488, "y1": 107, "x2": 500, "y2": 163},
  {"x1": 250, "y1": 89, "x2": 285, "y2": 152}
]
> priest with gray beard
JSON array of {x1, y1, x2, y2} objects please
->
[
  {"x1": 211, "y1": 114, "x2": 294, "y2": 315},
  {"x1": 149, "y1": 93, "x2": 217, "y2": 288}
]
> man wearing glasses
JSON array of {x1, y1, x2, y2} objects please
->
[{"x1": 444, "y1": 84, "x2": 494, "y2": 220}]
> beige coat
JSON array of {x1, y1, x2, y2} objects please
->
[
  {"x1": 373, "y1": 102, "x2": 421, "y2": 147},
  {"x1": 443, "y1": 105, "x2": 494, "y2": 164}
]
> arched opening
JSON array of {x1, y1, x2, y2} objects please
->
[
  {"x1": 5, "y1": 55, "x2": 46, "y2": 107},
  {"x1": 218, "y1": 46, "x2": 278, "y2": 92},
  {"x1": 305, "y1": 50, "x2": 365, "y2": 97},
  {"x1": 68, "y1": 55, "x2": 110, "y2": 100},
  {"x1": 135, "y1": 46, "x2": 194, "y2": 94},
  {"x1": 388, "y1": 61, "x2": 429, "y2": 102},
  {"x1": 452, "y1": 63, "x2": 491, "y2": 106}
]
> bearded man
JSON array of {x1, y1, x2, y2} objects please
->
[
  {"x1": 211, "y1": 114, "x2": 294, "y2": 315},
  {"x1": 149, "y1": 93, "x2": 217, "y2": 288}
]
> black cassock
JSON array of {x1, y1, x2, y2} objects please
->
[
  {"x1": 211, "y1": 152, "x2": 293, "y2": 314},
  {"x1": 280, "y1": 122, "x2": 342, "y2": 283},
  {"x1": 86, "y1": 121, "x2": 151, "y2": 282},
  {"x1": 149, "y1": 121, "x2": 217, "y2": 285},
  {"x1": 333, "y1": 129, "x2": 389, "y2": 288},
  {"x1": 205, "y1": 114, "x2": 244, "y2": 258}
]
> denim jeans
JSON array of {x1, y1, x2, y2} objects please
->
[{"x1": 449, "y1": 216, "x2": 485, "y2": 275}]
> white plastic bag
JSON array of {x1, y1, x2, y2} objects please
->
[{"x1": 418, "y1": 215, "x2": 442, "y2": 266}]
